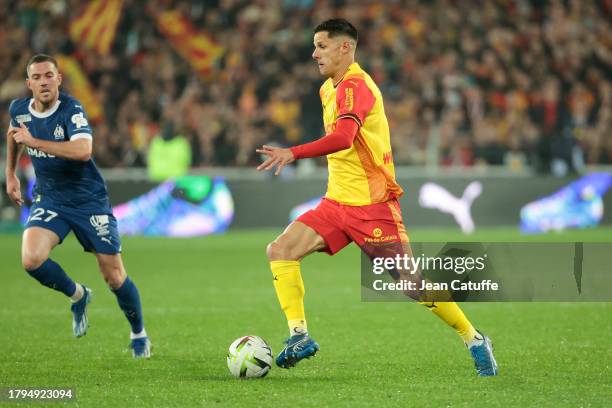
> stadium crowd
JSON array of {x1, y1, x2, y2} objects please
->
[{"x1": 1, "y1": 0, "x2": 611, "y2": 173}]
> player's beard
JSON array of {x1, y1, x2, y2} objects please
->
[{"x1": 37, "y1": 88, "x2": 57, "y2": 107}]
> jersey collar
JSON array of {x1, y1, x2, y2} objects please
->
[
  {"x1": 333, "y1": 62, "x2": 360, "y2": 88},
  {"x1": 28, "y1": 98, "x2": 61, "y2": 118}
]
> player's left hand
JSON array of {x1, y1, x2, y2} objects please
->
[
  {"x1": 256, "y1": 145, "x2": 295, "y2": 176},
  {"x1": 12, "y1": 123, "x2": 36, "y2": 147}
]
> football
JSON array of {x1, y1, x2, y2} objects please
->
[{"x1": 227, "y1": 335, "x2": 273, "y2": 378}]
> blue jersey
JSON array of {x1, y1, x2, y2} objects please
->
[{"x1": 9, "y1": 92, "x2": 110, "y2": 211}]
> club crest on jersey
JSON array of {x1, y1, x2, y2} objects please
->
[
  {"x1": 71, "y1": 112, "x2": 88, "y2": 129},
  {"x1": 53, "y1": 124, "x2": 65, "y2": 140},
  {"x1": 90, "y1": 215, "x2": 110, "y2": 236}
]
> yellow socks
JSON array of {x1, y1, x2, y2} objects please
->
[
  {"x1": 420, "y1": 301, "x2": 477, "y2": 343},
  {"x1": 269, "y1": 260, "x2": 476, "y2": 342},
  {"x1": 270, "y1": 260, "x2": 308, "y2": 336}
]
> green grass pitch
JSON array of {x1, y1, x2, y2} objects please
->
[{"x1": 0, "y1": 228, "x2": 611, "y2": 407}]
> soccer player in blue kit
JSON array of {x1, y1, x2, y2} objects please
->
[{"x1": 4, "y1": 54, "x2": 151, "y2": 358}]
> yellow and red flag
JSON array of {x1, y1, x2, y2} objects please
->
[
  {"x1": 156, "y1": 10, "x2": 225, "y2": 78},
  {"x1": 56, "y1": 55, "x2": 104, "y2": 123},
  {"x1": 69, "y1": 0, "x2": 123, "y2": 56}
]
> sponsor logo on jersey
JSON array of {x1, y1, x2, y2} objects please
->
[
  {"x1": 90, "y1": 215, "x2": 110, "y2": 236},
  {"x1": 53, "y1": 124, "x2": 65, "y2": 140},
  {"x1": 71, "y1": 112, "x2": 88, "y2": 129},
  {"x1": 344, "y1": 87, "x2": 354, "y2": 111},
  {"x1": 27, "y1": 146, "x2": 55, "y2": 158},
  {"x1": 383, "y1": 151, "x2": 393, "y2": 164},
  {"x1": 16, "y1": 114, "x2": 32, "y2": 123}
]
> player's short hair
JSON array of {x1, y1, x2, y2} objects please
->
[
  {"x1": 314, "y1": 18, "x2": 358, "y2": 43},
  {"x1": 26, "y1": 54, "x2": 58, "y2": 78}
]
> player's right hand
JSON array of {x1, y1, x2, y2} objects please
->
[{"x1": 5, "y1": 175, "x2": 24, "y2": 206}]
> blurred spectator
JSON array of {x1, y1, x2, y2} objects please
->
[
  {"x1": 0, "y1": 0, "x2": 610, "y2": 174},
  {"x1": 147, "y1": 120, "x2": 191, "y2": 182}
]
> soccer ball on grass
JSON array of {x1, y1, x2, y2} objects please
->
[{"x1": 227, "y1": 335, "x2": 273, "y2": 378}]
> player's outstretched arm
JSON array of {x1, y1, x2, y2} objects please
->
[
  {"x1": 12, "y1": 123, "x2": 92, "y2": 161},
  {"x1": 256, "y1": 146, "x2": 295, "y2": 176},
  {"x1": 5, "y1": 126, "x2": 24, "y2": 206},
  {"x1": 256, "y1": 118, "x2": 359, "y2": 176}
]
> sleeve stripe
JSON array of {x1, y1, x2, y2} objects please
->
[
  {"x1": 70, "y1": 133, "x2": 93, "y2": 141},
  {"x1": 337, "y1": 113, "x2": 362, "y2": 127}
]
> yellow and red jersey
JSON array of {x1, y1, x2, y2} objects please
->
[{"x1": 319, "y1": 62, "x2": 403, "y2": 206}]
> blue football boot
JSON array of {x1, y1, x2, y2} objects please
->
[
  {"x1": 130, "y1": 337, "x2": 152, "y2": 359},
  {"x1": 70, "y1": 286, "x2": 91, "y2": 338},
  {"x1": 468, "y1": 330, "x2": 498, "y2": 377},
  {"x1": 276, "y1": 334, "x2": 320, "y2": 368}
]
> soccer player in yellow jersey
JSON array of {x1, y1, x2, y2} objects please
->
[{"x1": 256, "y1": 19, "x2": 498, "y2": 376}]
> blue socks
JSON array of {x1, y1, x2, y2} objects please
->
[
  {"x1": 27, "y1": 261, "x2": 144, "y2": 335},
  {"x1": 26, "y1": 258, "x2": 77, "y2": 297},
  {"x1": 112, "y1": 277, "x2": 144, "y2": 334}
]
